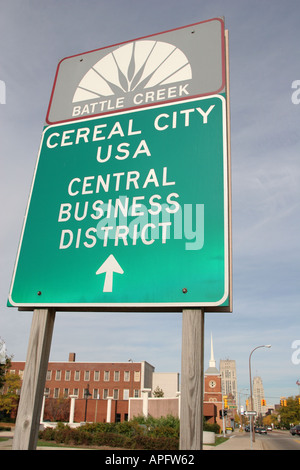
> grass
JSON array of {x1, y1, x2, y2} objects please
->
[
  {"x1": 36, "y1": 435, "x2": 228, "y2": 450},
  {"x1": 203, "y1": 436, "x2": 228, "y2": 447},
  {"x1": 215, "y1": 436, "x2": 228, "y2": 446},
  {"x1": 37, "y1": 439, "x2": 90, "y2": 449}
]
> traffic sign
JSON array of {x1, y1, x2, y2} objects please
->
[
  {"x1": 9, "y1": 94, "x2": 230, "y2": 309},
  {"x1": 46, "y1": 18, "x2": 225, "y2": 124}
]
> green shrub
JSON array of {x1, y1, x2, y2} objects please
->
[
  {"x1": 203, "y1": 421, "x2": 220, "y2": 434},
  {"x1": 39, "y1": 426, "x2": 56, "y2": 441},
  {"x1": 0, "y1": 426, "x2": 11, "y2": 432},
  {"x1": 91, "y1": 431, "x2": 132, "y2": 448},
  {"x1": 134, "y1": 435, "x2": 178, "y2": 450},
  {"x1": 131, "y1": 414, "x2": 180, "y2": 438},
  {"x1": 38, "y1": 417, "x2": 180, "y2": 450}
]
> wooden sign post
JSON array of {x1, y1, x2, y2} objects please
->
[
  {"x1": 12, "y1": 309, "x2": 56, "y2": 450},
  {"x1": 180, "y1": 309, "x2": 205, "y2": 450}
]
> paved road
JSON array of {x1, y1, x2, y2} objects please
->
[
  {"x1": 207, "y1": 430, "x2": 300, "y2": 451},
  {"x1": 260, "y1": 430, "x2": 300, "y2": 450}
]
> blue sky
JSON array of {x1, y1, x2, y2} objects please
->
[{"x1": 0, "y1": 0, "x2": 300, "y2": 408}]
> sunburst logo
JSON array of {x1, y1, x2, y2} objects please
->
[{"x1": 72, "y1": 40, "x2": 192, "y2": 104}]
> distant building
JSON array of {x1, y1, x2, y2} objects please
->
[
  {"x1": 253, "y1": 376, "x2": 267, "y2": 415},
  {"x1": 152, "y1": 372, "x2": 179, "y2": 397},
  {"x1": 220, "y1": 359, "x2": 237, "y2": 401}
]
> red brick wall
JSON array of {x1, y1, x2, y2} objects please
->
[{"x1": 11, "y1": 360, "x2": 142, "y2": 423}]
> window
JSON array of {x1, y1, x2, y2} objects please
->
[
  {"x1": 19, "y1": 370, "x2": 24, "y2": 380},
  {"x1": 114, "y1": 371, "x2": 120, "y2": 381},
  {"x1": 73, "y1": 388, "x2": 79, "y2": 397},
  {"x1": 134, "y1": 389, "x2": 139, "y2": 398},
  {"x1": 103, "y1": 389, "x2": 108, "y2": 399},
  {"x1": 55, "y1": 370, "x2": 61, "y2": 381},
  {"x1": 65, "y1": 370, "x2": 71, "y2": 381},
  {"x1": 123, "y1": 389, "x2": 129, "y2": 400},
  {"x1": 124, "y1": 371, "x2": 130, "y2": 382},
  {"x1": 74, "y1": 371, "x2": 80, "y2": 381},
  {"x1": 93, "y1": 389, "x2": 99, "y2": 399},
  {"x1": 84, "y1": 370, "x2": 90, "y2": 381},
  {"x1": 94, "y1": 371, "x2": 100, "y2": 381},
  {"x1": 63, "y1": 388, "x2": 69, "y2": 397},
  {"x1": 46, "y1": 370, "x2": 52, "y2": 381},
  {"x1": 104, "y1": 371, "x2": 110, "y2": 381},
  {"x1": 54, "y1": 388, "x2": 59, "y2": 398},
  {"x1": 113, "y1": 389, "x2": 119, "y2": 399},
  {"x1": 134, "y1": 371, "x2": 140, "y2": 382}
]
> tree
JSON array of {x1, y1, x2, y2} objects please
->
[
  {"x1": 0, "y1": 368, "x2": 21, "y2": 419},
  {"x1": 0, "y1": 357, "x2": 11, "y2": 389},
  {"x1": 263, "y1": 413, "x2": 279, "y2": 428},
  {"x1": 278, "y1": 396, "x2": 300, "y2": 429},
  {"x1": 44, "y1": 397, "x2": 70, "y2": 422},
  {"x1": 152, "y1": 386, "x2": 164, "y2": 398}
]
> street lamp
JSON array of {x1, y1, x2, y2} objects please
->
[
  {"x1": 84, "y1": 384, "x2": 92, "y2": 422},
  {"x1": 238, "y1": 388, "x2": 249, "y2": 430},
  {"x1": 248, "y1": 345, "x2": 271, "y2": 447}
]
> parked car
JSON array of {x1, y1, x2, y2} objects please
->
[
  {"x1": 245, "y1": 425, "x2": 250, "y2": 432},
  {"x1": 290, "y1": 425, "x2": 300, "y2": 435}
]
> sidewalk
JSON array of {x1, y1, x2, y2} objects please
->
[
  {"x1": 0, "y1": 430, "x2": 14, "y2": 451},
  {"x1": 204, "y1": 431, "x2": 264, "y2": 451}
]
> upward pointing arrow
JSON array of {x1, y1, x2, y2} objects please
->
[{"x1": 96, "y1": 255, "x2": 124, "y2": 293}]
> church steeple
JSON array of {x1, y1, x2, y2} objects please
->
[
  {"x1": 205, "y1": 333, "x2": 220, "y2": 376},
  {"x1": 209, "y1": 332, "x2": 216, "y2": 369}
]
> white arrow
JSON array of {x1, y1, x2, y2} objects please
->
[{"x1": 96, "y1": 255, "x2": 124, "y2": 292}]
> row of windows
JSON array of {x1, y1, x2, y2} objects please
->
[
  {"x1": 221, "y1": 370, "x2": 236, "y2": 379},
  {"x1": 44, "y1": 387, "x2": 140, "y2": 400},
  {"x1": 45, "y1": 369, "x2": 141, "y2": 382}
]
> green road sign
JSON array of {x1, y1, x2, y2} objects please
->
[{"x1": 9, "y1": 95, "x2": 230, "y2": 310}]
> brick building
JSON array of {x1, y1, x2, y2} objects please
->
[{"x1": 10, "y1": 353, "x2": 154, "y2": 423}]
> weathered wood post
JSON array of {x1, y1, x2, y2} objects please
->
[
  {"x1": 180, "y1": 309, "x2": 205, "y2": 450},
  {"x1": 12, "y1": 308, "x2": 56, "y2": 450}
]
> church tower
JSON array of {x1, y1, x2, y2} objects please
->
[{"x1": 204, "y1": 334, "x2": 223, "y2": 427}]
